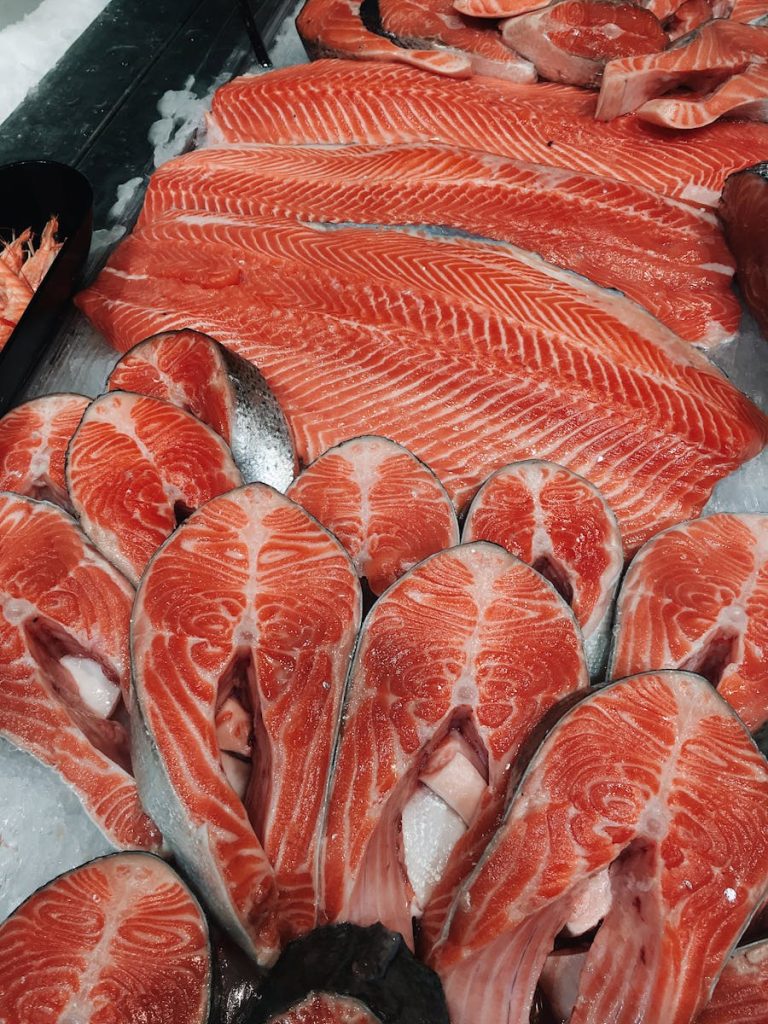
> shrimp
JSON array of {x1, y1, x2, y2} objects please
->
[
  {"x1": 0, "y1": 228, "x2": 32, "y2": 276},
  {"x1": 21, "y1": 216, "x2": 62, "y2": 290},
  {"x1": 0, "y1": 257, "x2": 33, "y2": 348}
]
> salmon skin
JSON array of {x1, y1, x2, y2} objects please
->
[
  {"x1": 427, "y1": 671, "x2": 768, "y2": 1024},
  {"x1": 377, "y1": 0, "x2": 537, "y2": 80},
  {"x1": 597, "y1": 20, "x2": 768, "y2": 126},
  {"x1": 462, "y1": 460, "x2": 623, "y2": 678},
  {"x1": 131, "y1": 483, "x2": 361, "y2": 963},
  {"x1": 207, "y1": 60, "x2": 768, "y2": 206},
  {"x1": 295, "y1": 0, "x2": 474, "y2": 76},
  {"x1": 76, "y1": 209, "x2": 768, "y2": 556},
  {"x1": 0, "y1": 492, "x2": 161, "y2": 853},
  {"x1": 0, "y1": 393, "x2": 89, "y2": 511},
  {"x1": 0, "y1": 852, "x2": 211, "y2": 1024},
  {"x1": 107, "y1": 329, "x2": 296, "y2": 490},
  {"x1": 322, "y1": 542, "x2": 588, "y2": 947},
  {"x1": 287, "y1": 435, "x2": 459, "y2": 596},
  {"x1": 252, "y1": 923, "x2": 449, "y2": 1024},
  {"x1": 720, "y1": 162, "x2": 768, "y2": 340},
  {"x1": 500, "y1": 0, "x2": 667, "y2": 88},
  {"x1": 139, "y1": 142, "x2": 738, "y2": 348},
  {"x1": 609, "y1": 514, "x2": 768, "y2": 733},
  {"x1": 66, "y1": 390, "x2": 243, "y2": 585},
  {"x1": 696, "y1": 938, "x2": 768, "y2": 1023}
]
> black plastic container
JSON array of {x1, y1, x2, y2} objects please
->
[{"x1": 0, "y1": 160, "x2": 92, "y2": 415}]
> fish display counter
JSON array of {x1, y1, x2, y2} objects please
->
[{"x1": 1, "y1": 1, "x2": 768, "y2": 1022}]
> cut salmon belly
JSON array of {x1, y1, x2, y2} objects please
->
[
  {"x1": 0, "y1": 393, "x2": 88, "y2": 511},
  {"x1": 0, "y1": 492, "x2": 161, "y2": 853},
  {"x1": 720, "y1": 162, "x2": 768, "y2": 339},
  {"x1": 455, "y1": 0, "x2": 548, "y2": 15},
  {"x1": 500, "y1": 0, "x2": 667, "y2": 88},
  {"x1": 207, "y1": 61, "x2": 768, "y2": 206},
  {"x1": 597, "y1": 20, "x2": 768, "y2": 125},
  {"x1": 665, "y1": 0, "x2": 734, "y2": 41},
  {"x1": 296, "y1": 0, "x2": 473, "y2": 76},
  {"x1": 107, "y1": 330, "x2": 296, "y2": 489},
  {"x1": 609, "y1": 514, "x2": 768, "y2": 732},
  {"x1": 66, "y1": 391, "x2": 242, "y2": 585},
  {"x1": 0, "y1": 853, "x2": 210, "y2": 1024},
  {"x1": 378, "y1": 0, "x2": 537, "y2": 80},
  {"x1": 696, "y1": 938, "x2": 768, "y2": 1023},
  {"x1": 321, "y1": 542, "x2": 588, "y2": 945},
  {"x1": 462, "y1": 461, "x2": 623, "y2": 677},
  {"x1": 131, "y1": 483, "x2": 361, "y2": 962},
  {"x1": 287, "y1": 436, "x2": 459, "y2": 596},
  {"x1": 76, "y1": 261, "x2": 768, "y2": 556},
  {"x1": 139, "y1": 143, "x2": 738, "y2": 347},
  {"x1": 427, "y1": 671, "x2": 768, "y2": 1024}
]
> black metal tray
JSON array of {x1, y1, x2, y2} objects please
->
[{"x1": 0, "y1": 160, "x2": 92, "y2": 414}]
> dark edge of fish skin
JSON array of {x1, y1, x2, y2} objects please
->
[
  {"x1": 210, "y1": 921, "x2": 267, "y2": 1024},
  {"x1": 720, "y1": 162, "x2": 768, "y2": 341},
  {"x1": 250, "y1": 923, "x2": 450, "y2": 1024},
  {"x1": 0, "y1": 851, "x2": 212, "y2": 1023}
]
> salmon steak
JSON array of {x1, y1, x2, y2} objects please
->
[
  {"x1": 287, "y1": 436, "x2": 459, "y2": 596},
  {"x1": 321, "y1": 542, "x2": 588, "y2": 947},
  {"x1": 0, "y1": 492, "x2": 161, "y2": 852},
  {"x1": 0, "y1": 853, "x2": 210, "y2": 1024},
  {"x1": 252, "y1": 923, "x2": 450, "y2": 1023},
  {"x1": 454, "y1": 0, "x2": 549, "y2": 16},
  {"x1": 597, "y1": 20, "x2": 768, "y2": 126},
  {"x1": 500, "y1": 0, "x2": 667, "y2": 88},
  {"x1": 462, "y1": 460, "x2": 623, "y2": 677},
  {"x1": 378, "y1": 0, "x2": 537, "y2": 80},
  {"x1": 107, "y1": 329, "x2": 296, "y2": 489},
  {"x1": 295, "y1": 0, "x2": 473, "y2": 76},
  {"x1": 720, "y1": 161, "x2": 768, "y2": 340},
  {"x1": 0, "y1": 393, "x2": 88, "y2": 511},
  {"x1": 206, "y1": 60, "x2": 768, "y2": 206},
  {"x1": 131, "y1": 483, "x2": 361, "y2": 963},
  {"x1": 696, "y1": 938, "x2": 768, "y2": 1023},
  {"x1": 139, "y1": 142, "x2": 739, "y2": 346},
  {"x1": 664, "y1": 0, "x2": 734, "y2": 41},
  {"x1": 609, "y1": 513, "x2": 768, "y2": 733},
  {"x1": 427, "y1": 671, "x2": 768, "y2": 1024},
  {"x1": 66, "y1": 390, "x2": 243, "y2": 585},
  {"x1": 76, "y1": 212, "x2": 768, "y2": 555}
]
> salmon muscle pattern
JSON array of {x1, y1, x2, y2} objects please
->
[
  {"x1": 131, "y1": 483, "x2": 361, "y2": 963},
  {"x1": 287, "y1": 436, "x2": 460, "y2": 596},
  {"x1": 108, "y1": 330, "x2": 296, "y2": 490},
  {"x1": 66, "y1": 391, "x2": 243, "y2": 585},
  {"x1": 462, "y1": 461, "x2": 623, "y2": 678},
  {"x1": 0, "y1": 393, "x2": 89, "y2": 511},
  {"x1": 609, "y1": 514, "x2": 768, "y2": 732},
  {"x1": 428, "y1": 671, "x2": 768, "y2": 1024},
  {"x1": 138, "y1": 142, "x2": 739, "y2": 348},
  {"x1": 322, "y1": 542, "x2": 588, "y2": 948},
  {"x1": 697, "y1": 938, "x2": 768, "y2": 1024},
  {"x1": 0, "y1": 853, "x2": 210, "y2": 1024},
  {"x1": 0, "y1": 493, "x2": 161, "y2": 852},
  {"x1": 206, "y1": 61, "x2": 768, "y2": 206}
]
